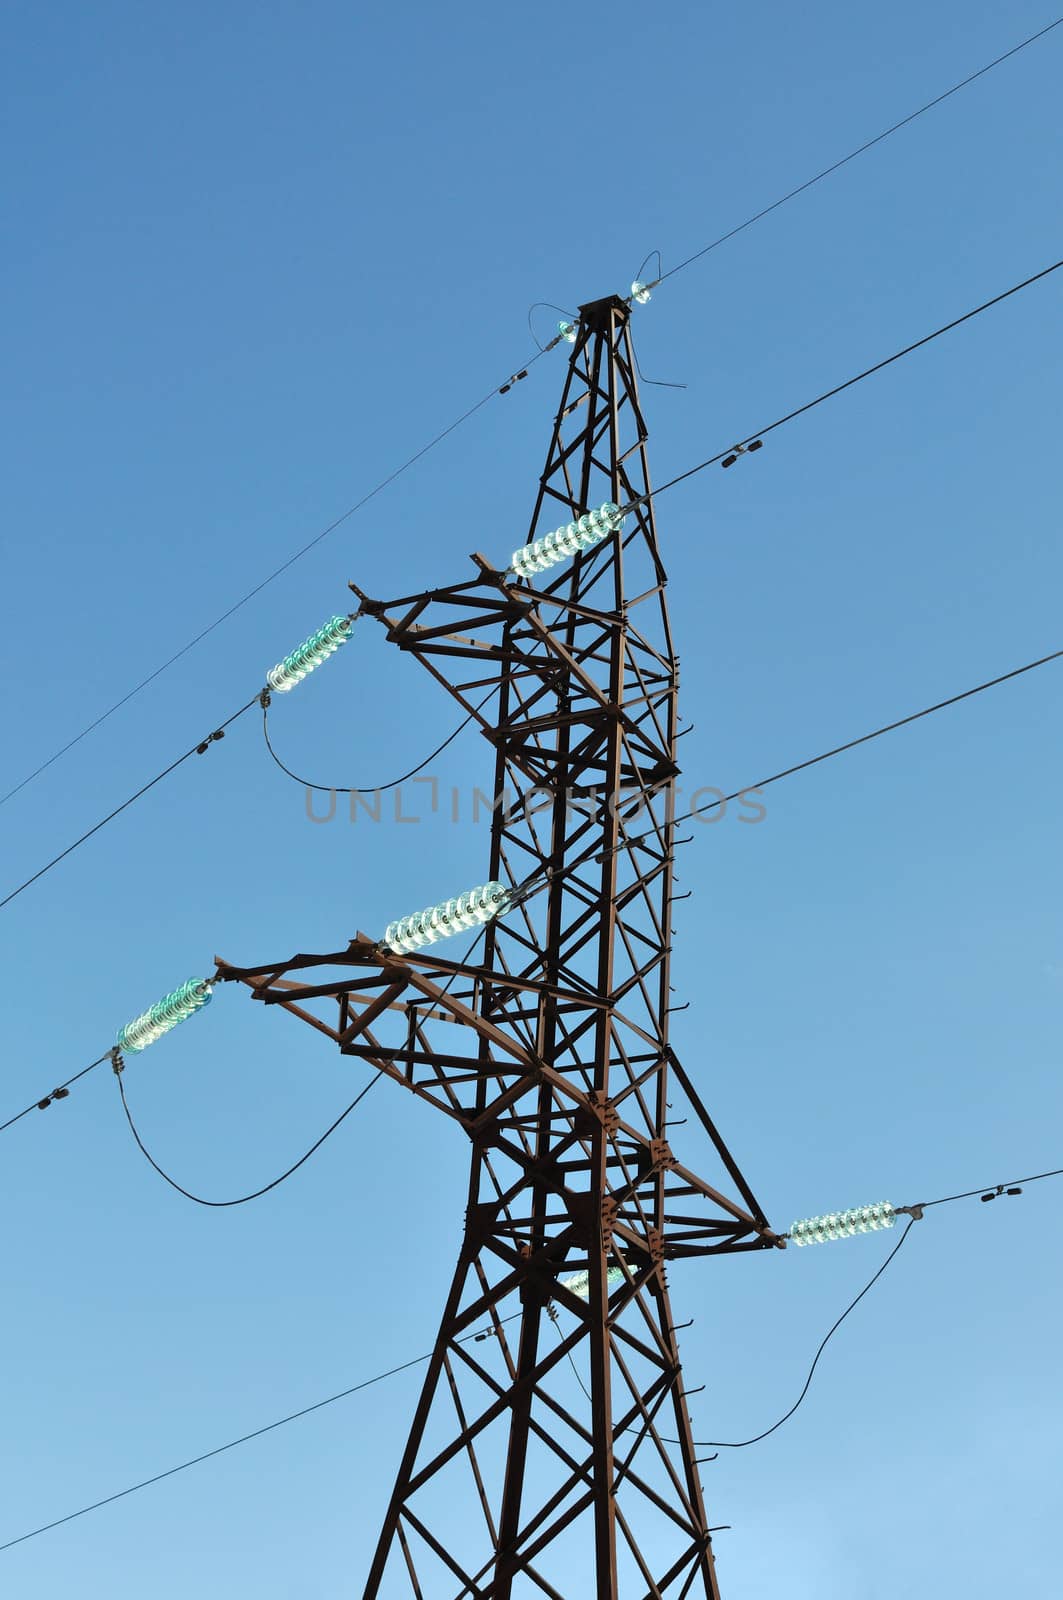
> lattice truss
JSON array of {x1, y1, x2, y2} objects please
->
[{"x1": 219, "y1": 297, "x2": 780, "y2": 1598}]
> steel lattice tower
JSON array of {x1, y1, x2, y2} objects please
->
[{"x1": 221, "y1": 294, "x2": 780, "y2": 1596}]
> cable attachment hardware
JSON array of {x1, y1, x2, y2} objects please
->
[
  {"x1": 504, "y1": 870, "x2": 548, "y2": 914},
  {"x1": 893, "y1": 1203, "x2": 925, "y2": 1221},
  {"x1": 110, "y1": 1047, "x2": 125, "y2": 1076},
  {"x1": 36, "y1": 1086, "x2": 71, "y2": 1112},
  {"x1": 626, "y1": 250, "x2": 664, "y2": 308},
  {"x1": 721, "y1": 439, "x2": 764, "y2": 469}
]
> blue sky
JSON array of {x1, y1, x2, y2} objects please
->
[{"x1": 1, "y1": 2, "x2": 1060, "y2": 1595}]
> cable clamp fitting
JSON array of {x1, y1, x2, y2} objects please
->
[
  {"x1": 36, "y1": 1087, "x2": 70, "y2": 1112},
  {"x1": 979, "y1": 1184, "x2": 1023, "y2": 1203},
  {"x1": 721, "y1": 439, "x2": 764, "y2": 469},
  {"x1": 110, "y1": 1047, "x2": 125, "y2": 1076}
]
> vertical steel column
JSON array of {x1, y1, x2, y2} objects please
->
[{"x1": 224, "y1": 294, "x2": 776, "y2": 1597}]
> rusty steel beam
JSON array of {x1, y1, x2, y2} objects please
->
[{"x1": 222, "y1": 292, "x2": 775, "y2": 1596}]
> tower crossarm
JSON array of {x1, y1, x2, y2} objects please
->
[
  {"x1": 351, "y1": 568, "x2": 675, "y2": 790},
  {"x1": 215, "y1": 947, "x2": 780, "y2": 1255}
]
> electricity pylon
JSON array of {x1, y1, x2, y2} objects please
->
[{"x1": 221, "y1": 294, "x2": 780, "y2": 1596}]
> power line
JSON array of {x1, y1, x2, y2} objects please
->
[
  {"x1": 682, "y1": 1219, "x2": 918, "y2": 1451},
  {"x1": 498, "y1": 640, "x2": 1061, "y2": 939},
  {"x1": 0, "y1": 369, "x2": 542, "y2": 816},
  {"x1": 656, "y1": 17, "x2": 1063, "y2": 287},
  {"x1": 919, "y1": 1165, "x2": 1063, "y2": 1209},
  {"x1": 2, "y1": 644, "x2": 1058, "y2": 1139},
  {"x1": 666, "y1": 645, "x2": 1063, "y2": 833},
  {"x1": 0, "y1": 695, "x2": 260, "y2": 914},
  {"x1": 3, "y1": 29, "x2": 1057, "y2": 1551},
  {"x1": 0, "y1": 1053, "x2": 111, "y2": 1137},
  {"x1": 6, "y1": 19, "x2": 1057, "y2": 817},
  {"x1": 506, "y1": 643, "x2": 1061, "y2": 881},
  {"x1": 8, "y1": 257, "x2": 1060, "y2": 919},
  {"x1": 0, "y1": 1311, "x2": 522, "y2": 1557},
  {"x1": 547, "y1": 1302, "x2": 593, "y2": 1403},
  {"x1": 666, "y1": 1164, "x2": 1063, "y2": 1453},
  {"x1": 261, "y1": 689, "x2": 496, "y2": 795},
  {"x1": 0, "y1": 674, "x2": 495, "y2": 918},
  {"x1": 114, "y1": 1064, "x2": 384, "y2": 1207},
  {"x1": 0, "y1": 928, "x2": 486, "y2": 1143},
  {"x1": 630, "y1": 256, "x2": 1063, "y2": 510},
  {"x1": 1, "y1": 660, "x2": 493, "y2": 915},
  {"x1": 4, "y1": 1163, "x2": 1058, "y2": 1553}
]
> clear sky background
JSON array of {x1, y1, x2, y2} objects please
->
[{"x1": 1, "y1": 3, "x2": 1060, "y2": 1595}]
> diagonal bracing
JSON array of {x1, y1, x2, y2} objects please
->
[{"x1": 219, "y1": 294, "x2": 778, "y2": 1597}]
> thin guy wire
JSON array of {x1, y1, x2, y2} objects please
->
[
  {"x1": 628, "y1": 257, "x2": 1063, "y2": 511},
  {"x1": 6, "y1": 18, "x2": 1056, "y2": 817},
  {"x1": 0, "y1": 1054, "x2": 111, "y2": 1136},
  {"x1": 261, "y1": 688, "x2": 496, "y2": 794},
  {"x1": 0, "y1": 1312, "x2": 522, "y2": 1556},
  {"x1": 656, "y1": 17, "x2": 1063, "y2": 286},
  {"x1": 0, "y1": 696, "x2": 260, "y2": 914},
  {"x1": 115, "y1": 1067, "x2": 384, "y2": 1207}
]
